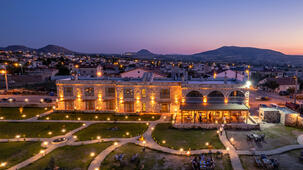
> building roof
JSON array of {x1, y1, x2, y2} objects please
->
[
  {"x1": 180, "y1": 103, "x2": 249, "y2": 111},
  {"x1": 266, "y1": 77, "x2": 296, "y2": 85}
]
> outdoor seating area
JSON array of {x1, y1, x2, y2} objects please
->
[
  {"x1": 254, "y1": 154, "x2": 279, "y2": 169},
  {"x1": 191, "y1": 153, "x2": 219, "y2": 170},
  {"x1": 247, "y1": 133, "x2": 265, "y2": 143}
]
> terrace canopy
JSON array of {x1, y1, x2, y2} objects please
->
[{"x1": 178, "y1": 103, "x2": 249, "y2": 124}]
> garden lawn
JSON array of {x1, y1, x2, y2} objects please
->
[
  {"x1": 0, "y1": 142, "x2": 41, "y2": 169},
  {"x1": 226, "y1": 123, "x2": 303, "y2": 150},
  {"x1": 74, "y1": 123, "x2": 148, "y2": 141},
  {"x1": 152, "y1": 123, "x2": 224, "y2": 150},
  {"x1": 39, "y1": 112, "x2": 160, "y2": 121},
  {"x1": 0, "y1": 122, "x2": 81, "y2": 139},
  {"x1": 102, "y1": 143, "x2": 232, "y2": 170},
  {"x1": 0, "y1": 107, "x2": 50, "y2": 120},
  {"x1": 22, "y1": 142, "x2": 112, "y2": 170}
]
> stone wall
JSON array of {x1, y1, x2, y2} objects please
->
[{"x1": 285, "y1": 114, "x2": 303, "y2": 128}]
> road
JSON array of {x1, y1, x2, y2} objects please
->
[{"x1": 249, "y1": 90, "x2": 294, "y2": 115}]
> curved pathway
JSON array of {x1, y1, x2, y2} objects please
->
[{"x1": 2, "y1": 111, "x2": 303, "y2": 170}]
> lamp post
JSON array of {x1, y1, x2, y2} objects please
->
[{"x1": 0, "y1": 69, "x2": 8, "y2": 91}]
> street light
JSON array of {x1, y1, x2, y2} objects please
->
[{"x1": 0, "y1": 69, "x2": 8, "y2": 91}]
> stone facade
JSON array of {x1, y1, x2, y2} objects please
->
[{"x1": 56, "y1": 78, "x2": 249, "y2": 114}]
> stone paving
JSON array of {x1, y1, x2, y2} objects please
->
[{"x1": 1, "y1": 110, "x2": 303, "y2": 170}]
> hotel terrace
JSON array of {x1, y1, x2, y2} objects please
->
[{"x1": 56, "y1": 73, "x2": 251, "y2": 125}]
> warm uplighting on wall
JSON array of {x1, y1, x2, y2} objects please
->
[
  {"x1": 213, "y1": 72, "x2": 217, "y2": 79},
  {"x1": 151, "y1": 96, "x2": 155, "y2": 104},
  {"x1": 203, "y1": 96, "x2": 207, "y2": 103},
  {"x1": 136, "y1": 97, "x2": 140, "y2": 104},
  {"x1": 98, "y1": 94, "x2": 102, "y2": 101},
  {"x1": 77, "y1": 94, "x2": 81, "y2": 101},
  {"x1": 181, "y1": 97, "x2": 185, "y2": 103},
  {"x1": 224, "y1": 98, "x2": 228, "y2": 104},
  {"x1": 97, "y1": 71, "x2": 102, "y2": 77}
]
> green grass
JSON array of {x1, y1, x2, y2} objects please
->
[
  {"x1": 0, "y1": 122, "x2": 81, "y2": 139},
  {"x1": 152, "y1": 123, "x2": 225, "y2": 150},
  {"x1": 0, "y1": 142, "x2": 42, "y2": 169},
  {"x1": 22, "y1": 142, "x2": 112, "y2": 170},
  {"x1": 39, "y1": 112, "x2": 160, "y2": 121},
  {"x1": 102, "y1": 143, "x2": 232, "y2": 170},
  {"x1": 0, "y1": 107, "x2": 50, "y2": 120},
  {"x1": 74, "y1": 123, "x2": 148, "y2": 141}
]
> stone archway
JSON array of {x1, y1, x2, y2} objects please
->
[
  {"x1": 207, "y1": 91, "x2": 225, "y2": 104},
  {"x1": 185, "y1": 90, "x2": 203, "y2": 103},
  {"x1": 228, "y1": 90, "x2": 245, "y2": 104}
]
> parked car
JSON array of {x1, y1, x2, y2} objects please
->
[
  {"x1": 43, "y1": 98, "x2": 52, "y2": 103},
  {"x1": 261, "y1": 96, "x2": 270, "y2": 101},
  {"x1": 279, "y1": 91, "x2": 289, "y2": 96},
  {"x1": 259, "y1": 104, "x2": 268, "y2": 108},
  {"x1": 270, "y1": 103, "x2": 279, "y2": 108},
  {"x1": 8, "y1": 98, "x2": 16, "y2": 102}
]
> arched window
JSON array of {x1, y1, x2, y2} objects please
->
[
  {"x1": 186, "y1": 91, "x2": 203, "y2": 103},
  {"x1": 229, "y1": 91, "x2": 245, "y2": 104},
  {"x1": 207, "y1": 91, "x2": 224, "y2": 103}
]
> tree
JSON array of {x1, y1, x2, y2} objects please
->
[
  {"x1": 287, "y1": 87, "x2": 296, "y2": 94},
  {"x1": 264, "y1": 80, "x2": 279, "y2": 91},
  {"x1": 56, "y1": 66, "x2": 70, "y2": 75}
]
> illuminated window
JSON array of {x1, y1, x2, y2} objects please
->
[
  {"x1": 141, "y1": 89, "x2": 146, "y2": 98},
  {"x1": 160, "y1": 103, "x2": 170, "y2": 113},
  {"x1": 63, "y1": 87, "x2": 73, "y2": 97},
  {"x1": 106, "y1": 87, "x2": 115, "y2": 97},
  {"x1": 124, "y1": 102, "x2": 134, "y2": 112},
  {"x1": 85, "y1": 100, "x2": 95, "y2": 110},
  {"x1": 123, "y1": 88, "x2": 134, "y2": 98},
  {"x1": 65, "y1": 100, "x2": 74, "y2": 110},
  {"x1": 142, "y1": 103, "x2": 146, "y2": 112},
  {"x1": 160, "y1": 89, "x2": 170, "y2": 99},
  {"x1": 84, "y1": 87, "x2": 94, "y2": 96},
  {"x1": 105, "y1": 100, "x2": 115, "y2": 110}
]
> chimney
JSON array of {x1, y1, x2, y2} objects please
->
[
  {"x1": 235, "y1": 71, "x2": 238, "y2": 80},
  {"x1": 224, "y1": 71, "x2": 227, "y2": 84}
]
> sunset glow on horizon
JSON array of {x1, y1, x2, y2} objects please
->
[{"x1": 1, "y1": 0, "x2": 303, "y2": 55}]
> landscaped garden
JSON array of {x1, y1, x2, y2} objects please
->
[
  {"x1": 152, "y1": 123, "x2": 225, "y2": 150},
  {"x1": 74, "y1": 123, "x2": 148, "y2": 141},
  {"x1": 0, "y1": 142, "x2": 42, "y2": 169},
  {"x1": 240, "y1": 149, "x2": 303, "y2": 170},
  {"x1": 0, "y1": 107, "x2": 50, "y2": 120},
  {"x1": 102, "y1": 143, "x2": 232, "y2": 170},
  {"x1": 39, "y1": 112, "x2": 161, "y2": 121},
  {"x1": 226, "y1": 124, "x2": 303, "y2": 150},
  {"x1": 0, "y1": 122, "x2": 81, "y2": 139},
  {"x1": 22, "y1": 142, "x2": 112, "y2": 170}
]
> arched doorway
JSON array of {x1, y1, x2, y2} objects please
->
[
  {"x1": 207, "y1": 91, "x2": 224, "y2": 103},
  {"x1": 186, "y1": 91, "x2": 203, "y2": 103},
  {"x1": 228, "y1": 91, "x2": 245, "y2": 104}
]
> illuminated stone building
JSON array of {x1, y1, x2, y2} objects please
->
[{"x1": 56, "y1": 74, "x2": 250, "y2": 124}]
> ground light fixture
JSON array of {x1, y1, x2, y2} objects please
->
[
  {"x1": 90, "y1": 152, "x2": 95, "y2": 157},
  {"x1": 114, "y1": 142, "x2": 118, "y2": 146},
  {"x1": 245, "y1": 80, "x2": 252, "y2": 88},
  {"x1": 73, "y1": 135, "x2": 77, "y2": 139},
  {"x1": 179, "y1": 148, "x2": 184, "y2": 152},
  {"x1": 24, "y1": 98, "x2": 29, "y2": 102},
  {"x1": 61, "y1": 129, "x2": 66, "y2": 133},
  {"x1": 97, "y1": 136, "x2": 101, "y2": 140},
  {"x1": 15, "y1": 135, "x2": 21, "y2": 139},
  {"x1": 126, "y1": 132, "x2": 129, "y2": 136},
  {"x1": 0, "y1": 162, "x2": 7, "y2": 167},
  {"x1": 230, "y1": 137, "x2": 234, "y2": 143},
  {"x1": 162, "y1": 140, "x2": 166, "y2": 144},
  {"x1": 48, "y1": 131, "x2": 52, "y2": 135}
]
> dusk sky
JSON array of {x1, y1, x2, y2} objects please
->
[{"x1": 1, "y1": 0, "x2": 303, "y2": 55}]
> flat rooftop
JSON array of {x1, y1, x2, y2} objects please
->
[{"x1": 180, "y1": 103, "x2": 249, "y2": 111}]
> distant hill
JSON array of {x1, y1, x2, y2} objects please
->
[
  {"x1": 0, "y1": 44, "x2": 74, "y2": 54},
  {"x1": 37, "y1": 45, "x2": 73, "y2": 54},
  {"x1": 3, "y1": 45, "x2": 34, "y2": 52},
  {"x1": 192, "y1": 46, "x2": 302, "y2": 65},
  {"x1": 136, "y1": 49, "x2": 156, "y2": 56}
]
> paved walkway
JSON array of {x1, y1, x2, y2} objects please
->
[
  {"x1": 219, "y1": 130, "x2": 244, "y2": 170},
  {"x1": 2, "y1": 112, "x2": 303, "y2": 170}
]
